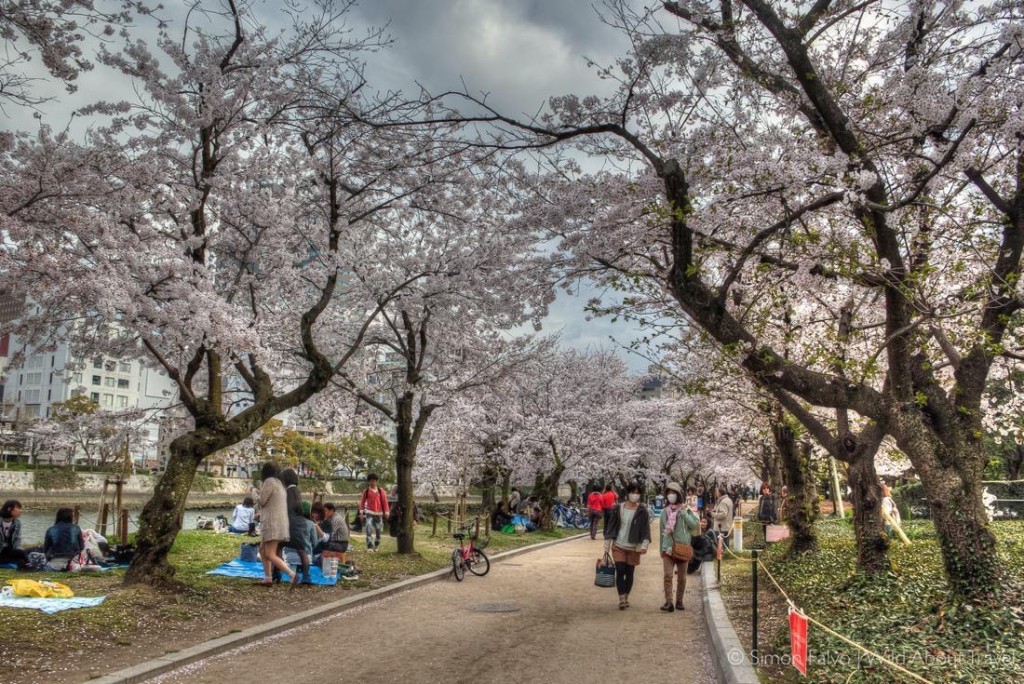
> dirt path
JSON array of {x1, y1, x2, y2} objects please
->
[{"x1": 154, "y1": 533, "x2": 717, "y2": 683}]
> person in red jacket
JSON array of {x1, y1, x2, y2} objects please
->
[
  {"x1": 359, "y1": 473, "x2": 390, "y2": 552},
  {"x1": 586, "y1": 487, "x2": 604, "y2": 540},
  {"x1": 601, "y1": 484, "x2": 618, "y2": 530}
]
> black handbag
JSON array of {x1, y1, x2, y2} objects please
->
[{"x1": 594, "y1": 552, "x2": 615, "y2": 588}]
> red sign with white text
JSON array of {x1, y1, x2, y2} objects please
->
[{"x1": 790, "y1": 607, "x2": 808, "y2": 676}]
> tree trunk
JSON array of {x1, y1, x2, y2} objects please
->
[
  {"x1": 771, "y1": 412, "x2": 818, "y2": 554},
  {"x1": 500, "y1": 470, "x2": 511, "y2": 506},
  {"x1": 1006, "y1": 445, "x2": 1023, "y2": 481},
  {"x1": 568, "y1": 479, "x2": 579, "y2": 504},
  {"x1": 902, "y1": 437, "x2": 1001, "y2": 600},
  {"x1": 533, "y1": 465, "x2": 565, "y2": 531},
  {"x1": 846, "y1": 452, "x2": 890, "y2": 574},
  {"x1": 394, "y1": 396, "x2": 417, "y2": 555},
  {"x1": 123, "y1": 439, "x2": 207, "y2": 586},
  {"x1": 480, "y1": 464, "x2": 498, "y2": 511}
]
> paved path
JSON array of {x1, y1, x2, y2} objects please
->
[{"x1": 155, "y1": 534, "x2": 717, "y2": 684}]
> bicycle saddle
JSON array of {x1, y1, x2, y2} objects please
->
[{"x1": 452, "y1": 532, "x2": 466, "y2": 540}]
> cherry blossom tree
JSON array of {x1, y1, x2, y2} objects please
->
[
  {"x1": 0, "y1": 0, "x2": 154, "y2": 108},
  {"x1": 434, "y1": 0, "x2": 1023, "y2": 600},
  {"x1": 331, "y1": 180, "x2": 554, "y2": 551},
  {"x1": 0, "y1": 0, "x2": 498, "y2": 584}
]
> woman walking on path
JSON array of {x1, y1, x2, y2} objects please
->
[
  {"x1": 600, "y1": 484, "x2": 618, "y2": 530},
  {"x1": 586, "y1": 487, "x2": 604, "y2": 540},
  {"x1": 603, "y1": 482, "x2": 651, "y2": 610},
  {"x1": 659, "y1": 482, "x2": 700, "y2": 612},
  {"x1": 257, "y1": 463, "x2": 297, "y2": 587}
]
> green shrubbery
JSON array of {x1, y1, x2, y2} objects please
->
[
  {"x1": 724, "y1": 519, "x2": 1024, "y2": 683},
  {"x1": 33, "y1": 469, "x2": 84, "y2": 491},
  {"x1": 190, "y1": 472, "x2": 221, "y2": 493}
]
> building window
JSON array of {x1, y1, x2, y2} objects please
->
[
  {"x1": 104, "y1": 377, "x2": 116, "y2": 387},
  {"x1": 93, "y1": 359, "x2": 103, "y2": 369},
  {"x1": 102, "y1": 393, "x2": 114, "y2": 407},
  {"x1": 119, "y1": 362, "x2": 131, "y2": 373},
  {"x1": 116, "y1": 395, "x2": 128, "y2": 408},
  {"x1": 92, "y1": 375, "x2": 102, "y2": 385},
  {"x1": 26, "y1": 372, "x2": 41, "y2": 384},
  {"x1": 117, "y1": 379, "x2": 130, "y2": 389},
  {"x1": 90, "y1": 392, "x2": 100, "y2": 402},
  {"x1": 24, "y1": 404, "x2": 40, "y2": 417},
  {"x1": 24, "y1": 389, "x2": 40, "y2": 402}
]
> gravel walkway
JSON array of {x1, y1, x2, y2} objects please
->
[{"x1": 154, "y1": 531, "x2": 717, "y2": 683}]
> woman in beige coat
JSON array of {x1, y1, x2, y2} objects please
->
[{"x1": 256, "y1": 463, "x2": 296, "y2": 586}]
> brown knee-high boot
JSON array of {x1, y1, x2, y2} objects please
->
[{"x1": 676, "y1": 563, "x2": 688, "y2": 610}]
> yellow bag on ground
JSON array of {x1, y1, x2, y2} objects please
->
[{"x1": 5, "y1": 579, "x2": 75, "y2": 598}]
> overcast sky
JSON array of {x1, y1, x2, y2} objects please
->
[{"x1": 6, "y1": 0, "x2": 656, "y2": 373}]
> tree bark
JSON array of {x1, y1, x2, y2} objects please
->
[
  {"x1": 394, "y1": 394, "x2": 417, "y2": 555},
  {"x1": 533, "y1": 463, "x2": 565, "y2": 531},
  {"x1": 124, "y1": 437, "x2": 210, "y2": 586},
  {"x1": 771, "y1": 410, "x2": 818, "y2": 554},
  {"x1": 901, "y1": 436, "x2": 1001, "y2": 599},
  {"x1": 479, "y1": 464, "x2": 498, "y2": 511},
  {"x1": 846, "y1": 451, "x2": 890, "y2": 574}
]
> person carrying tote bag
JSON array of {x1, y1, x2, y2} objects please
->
[
  {"x1": 602, "y1": 483, "x2": 651, "y2": 611},
  {"x1": 659, "y1": 482, "x2": 701, "y2": 612},
  {"x1": 594, "y1": 551, "x2": 615, "y2": 588}
]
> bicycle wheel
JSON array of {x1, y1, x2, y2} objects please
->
[
  {"x1": 574, "y1": 511, "x2": 590, "y2": 529},
  {"x1": 467, "y1": 549, "x2": 490, "y2": 576},
  {"x1": 451, "y1": 549, "x2": 465, "y2": 581}
]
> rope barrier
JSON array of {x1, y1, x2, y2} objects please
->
[{"x1": 720, "y1": 543, "x2": 936, "y2": 684}]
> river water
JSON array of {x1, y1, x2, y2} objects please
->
[{"x1": 15, "y1": 508, "x2": 232, "y2": 545}]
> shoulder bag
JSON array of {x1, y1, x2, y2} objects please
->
[{"x1": 594, "y1": 552, "x2": 615, "y2": 588}]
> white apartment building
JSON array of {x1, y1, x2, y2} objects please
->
[{"x1": 4, "y1": 336, "x2": 178, "y2": 465}]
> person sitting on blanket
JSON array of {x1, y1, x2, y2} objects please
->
[
  {"x1": 44, "y1": 508, "x2": 84, "y2": 571},
  {"x1": 322, "y1": 503, "x2": 350, "y2": 566},
  {"x1": 309, "y1": 501, "x2": 330, "y2": 560},
  {"x1": 229, "y1": 497, "x2": 257, "y2": 535},
  {"x1": 0, "y1": 500, "x2": 29, "y2": 569},
  {"x1": 490, "y1": 502, "x2": 513, "y2": 532}
]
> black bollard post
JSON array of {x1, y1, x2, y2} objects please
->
[{"x1": 752, "y1": 549, "x2": 759, "y2": 666}]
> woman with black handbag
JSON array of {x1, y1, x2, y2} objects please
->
[
  {"x1": 602, "y1": 482, "x2": 651, "y2": 610},
  {"x1": 659, "y1": 482, "x2": 701, "y2": 612}
]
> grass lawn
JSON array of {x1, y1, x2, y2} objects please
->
[
  {"x1": 718, "y1": 519, "x2": 1024, "y2": 684},
  {"x1": 0, "y1": 524, "x2": 579, "y2": 684}
]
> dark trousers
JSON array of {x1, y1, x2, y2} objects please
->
[
  {"x1": 589, "y1": 511, "x2": 602, "y2": 540},
  {"x1": 0, "y1": 548, "x2": 28, "y2": 568},
  {"x1": 614, "y1": 562, "x2": 636, "y2": 595}
]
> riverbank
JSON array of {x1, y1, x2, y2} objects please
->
[{"x1": 0, "y1": 525, "x2": 578, "y2": 684}]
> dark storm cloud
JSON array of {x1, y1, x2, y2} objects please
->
[{"x1": 348, "y1": 0, "x2": 627, "y2": 112}]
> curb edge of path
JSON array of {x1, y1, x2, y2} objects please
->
[
  {"x1": 701, "y1": 561, "x2": 760, "y2": 684},
  {"x1": 88, "y1": 532, "x2": 589, "y2": 684}
]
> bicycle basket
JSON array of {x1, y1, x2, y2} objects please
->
[{"x1": 474, "y1": 537, "x2": 490, "y2": 551}]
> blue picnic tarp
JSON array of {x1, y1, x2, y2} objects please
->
[
  {"x1": 0, "y1": 595, "x2": 105, "y2": 614},
  {"x1": 206, "y1": 558, "x2": 340, "y2": 586}
]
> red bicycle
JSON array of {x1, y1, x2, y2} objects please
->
[{"x1": 450, "y1": 526, "x2": 490, "y2": 581}]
